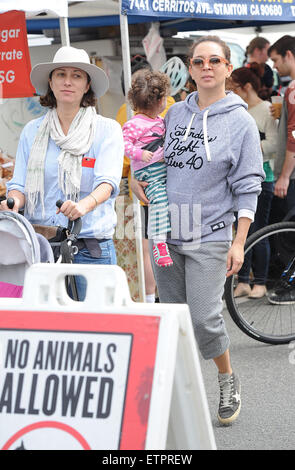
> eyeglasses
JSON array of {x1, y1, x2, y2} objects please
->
[{"x1": 190, "y1": 56, "x2": 229, "y2": 69}]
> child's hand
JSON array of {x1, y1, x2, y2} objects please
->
[{"x1": 142, "y1": 150, "x2": 153, "y2": 162}]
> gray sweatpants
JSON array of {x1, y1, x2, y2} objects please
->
[{"x1": 150, "y1": 241, "x2": 231, "y2": 360}]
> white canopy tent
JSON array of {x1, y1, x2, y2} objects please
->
[
  {"x1": 0, "y1": 0, "x2": 70, "y2": 45},
  {"x1": 0, "y1": 1, "x2": 68, "y2": 17}
]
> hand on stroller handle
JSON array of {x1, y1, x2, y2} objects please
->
[
  {"x1": 0, "y1": 196, "x2": 18, "y2": 211},
  {"x1": 56, "y1": 199, "x2": 82, "y2": 237},
  {"x1": 0, "y1": 197, "x2": 82, "y2": 238},
  {"x1": 0, "y1": 199, "x2": 82, "y2": 302},
  {"x1": 6, "y1": 198, "x2": 15, "y2": 209}
]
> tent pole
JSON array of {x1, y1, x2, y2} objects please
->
[
  {"x1": 119, "y1": 5, "x2": 146, "y2": 303},
  {"x1": 59, "y1": 17, "x2": 70, "y2": 46}
]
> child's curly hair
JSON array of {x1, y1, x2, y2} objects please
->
[{"x1": 127, "y1": 70, "x2": 171, "y2": 112}]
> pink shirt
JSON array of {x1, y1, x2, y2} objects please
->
[
  {"x1": 285, "y1": 80, "x2": 295, "y2": 152},
  {"x1": 122, "y1": 114, "x2": 165, "y2": 171}
]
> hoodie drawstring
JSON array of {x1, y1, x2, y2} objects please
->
[
  {"x1": 182, "y1": 109, "x2": 211, "y2": 162},
  {"x1": 203, "y1": 109, "x2": 211, "y2": 162},
  {"x1": 183, "y1": 113, "x2": 196, "y2": 142}
]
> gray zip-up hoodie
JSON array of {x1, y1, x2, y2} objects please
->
[{"x1": 164, "y1": 91, "x2": 265, "y2": 244}]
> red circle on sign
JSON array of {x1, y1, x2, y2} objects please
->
[{"x1": 1, "y1": 421, "x2": 91, "y2": 450}]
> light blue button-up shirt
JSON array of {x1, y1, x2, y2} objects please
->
[{"x1": 7, "y1": 113, "x2": 124, "y2": 238}]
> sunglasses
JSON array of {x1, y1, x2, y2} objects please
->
[{"x1": 190, "y1": 56, "x2": 229, "y2": 69}]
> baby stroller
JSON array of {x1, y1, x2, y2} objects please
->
[{"x1": 0, "y1": 198, "x2": 82, "y2": 300}]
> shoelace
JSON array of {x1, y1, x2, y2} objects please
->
[
  {"x1": 156, "y1": 243, "x2": 169, "y2": 257},
  {"x1": 274, "y1": 279, "x2": 295, "y2": 293},
  {"x1": 219, "y1": 376, "x2": 234, "y2": 409}
]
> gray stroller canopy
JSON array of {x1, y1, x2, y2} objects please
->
[{"x1": 0, "y1": 211, "x2": 54, "y2": 285}]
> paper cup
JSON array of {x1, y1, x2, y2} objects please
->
[
  {"x1": 271, "y1": 95, "x2": 284, "y2": 104},
  {"x1": 271, "y1": 95, "x2": 283, "y2": 119}
]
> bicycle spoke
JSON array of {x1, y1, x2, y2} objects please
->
[{"x1": 225, "y1": 222, "x2": 295, "y2": 344}]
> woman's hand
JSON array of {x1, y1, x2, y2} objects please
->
[
  {"x1": 57, "y1": 200, "x2": 88, "y2": 220},
  {"x1": 57, "y1": 184, "x2": 113, "y2": 220},
  {"x1": 129, "y1": 177, "x2": 150, "y2": 205},
  {"x1": 274, "y1": 175, "x2": 289, "y2": 198},
  {"x1": 226, "y1": 240, "x2": 244, "y2": 278},
  {"x1": 0, "y1": 196, "x2": 21, "y2": 213}
]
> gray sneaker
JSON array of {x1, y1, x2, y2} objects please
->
[{"x1": 218, "y1": 372, "x2": 241, "y2": 425}]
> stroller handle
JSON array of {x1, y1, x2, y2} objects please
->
[
  {"x1": 7, "y1": 198, "x2": 15, "y2": 209},
  {"x1": 56, "y1": 200, "x2": 82, "y2": 237}
]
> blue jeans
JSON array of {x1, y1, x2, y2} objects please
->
[
  {"x1": 72, "y1": 239, "x2": 117, "y2": 301},
  {"x1": 238, "y1": 181, "x2": 274, "y2": 285}
]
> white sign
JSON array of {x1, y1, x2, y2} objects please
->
[
  {"x1": 0, "y1": 330, "x2": 132, "y2": 450},
  {"x1": 0, "y1": 264, "x2": 216, "y2": 450}
]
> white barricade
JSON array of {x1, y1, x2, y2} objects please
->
[{"x1": 0, "y1": 264, "x2": 216, "y2": 450}]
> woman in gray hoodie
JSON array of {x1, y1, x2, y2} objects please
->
[{"x1": 131, "y1": 35, "x2": 265, "y2": 425}]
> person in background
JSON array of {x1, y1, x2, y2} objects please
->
[
  {"x1": 268, "y1": 36, "x2": 295, "y2": 208},
  {"x1": 245, "y1": 36, "x2": 274, "y2": 101},
  {"x1": 229, "y1": 63, "x2": 277, "y2": 299},
  {"x1": 131, "y1": 36, "x2": 264, "y2": 425},
  {"x1": 266, "y1": 36, "x2": 295, "y2": 305},
  {"x1": 0, "y1": 46, "x2": 124, "y2": 301},
  {"x1": 179, "y1": 75, "x2": 198, "y2": 101}
]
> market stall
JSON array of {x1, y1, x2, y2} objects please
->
[{"x1": 0, "y1": 1, "x2": 69, "y2": 200}]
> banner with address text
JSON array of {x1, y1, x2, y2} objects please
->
[
  {"x1": 121, "y1": 0, "x2": 295, "y2": 22},
  {"x1": 0, "y1": 10, "x2": 35, "y2": 98}
]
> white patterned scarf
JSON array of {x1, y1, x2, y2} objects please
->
[{"x1": 25, "y1": 106, "x2": 98, "y2": 217}]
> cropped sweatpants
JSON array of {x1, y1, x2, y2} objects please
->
[{"x1": 150, "y1": 240, "x2": 231, "y2": 360}]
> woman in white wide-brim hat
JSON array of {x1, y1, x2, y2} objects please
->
[{"x1": 1, "y1": 46, "x2": 124, "y2": 300}]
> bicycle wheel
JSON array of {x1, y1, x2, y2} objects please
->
[{"x1": 224, "y1": 221, "x2": 295, "y2": 344}]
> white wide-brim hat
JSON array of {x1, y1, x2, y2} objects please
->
[{"x1": 30, "y1": 46, "x2": 109, "y2": 98}]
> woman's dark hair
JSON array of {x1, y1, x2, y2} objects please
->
[
  {"x1": 189, "y1": 35, "x2": 231, "y2": 62},
  {"x1": 127, "y1": 70, "x2": 170, "y2": 112},
  {"x1": 39, "y1": 70, "x2": 97, "y2": 108},
  {"x1": 231, "y1": 62, "x2": 265, "y2": 95}
]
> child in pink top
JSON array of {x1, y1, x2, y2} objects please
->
[{"x1": 122, "y1": 70, "x2": 173, "y2": 267}]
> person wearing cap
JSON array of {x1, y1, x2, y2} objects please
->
[{"x1": 1, "y1": 46, "x2": 124, "y2": 300}]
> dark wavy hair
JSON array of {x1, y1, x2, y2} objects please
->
[
  {"x1": 39, "y1": 70, "x2": 97, "y2": 108},
  {"x1": 231, "y1": 62, "x2": 265, "y2": 94},
  {"x1": 127, "y1": 70, "x2": 170, "y2": 112},
  {"x1": 268, "y1": 35, "x2": 295, "y2": 58}
]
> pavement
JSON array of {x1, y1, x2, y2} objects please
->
[{"x1": 198, "y1": 305, "x2": 295, "y2": 450}]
